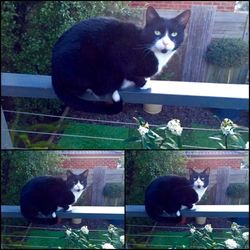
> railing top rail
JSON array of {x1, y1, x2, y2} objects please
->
[
  {"x1": 1, "y1": 72, "x2": 249, "y2": 110},
  {"x1": 1, "y1": 205, "x2": 124, "y2": 220},
  {"x1": 126, "y1": 205, "x2": 249, "y2": 218}
]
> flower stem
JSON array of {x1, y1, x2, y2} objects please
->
[{"x1": 225, "y1": 135, "x2": 228, "y2": 149}]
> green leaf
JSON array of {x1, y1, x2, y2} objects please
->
[
  {"x1": 209, "y1": 136, "x2": 223, "y2": 141},
  {"x1": 216, "y1": 142, "x2": 226, "y2": 149}
]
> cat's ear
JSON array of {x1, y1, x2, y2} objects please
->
[
  {"x1": 81, "y1": 169, "x2": 89, "y2": 178},
  {"x1": 174, "y1": 10, "x2": 191, "y2": 28},
  {"x1": 146, "y1": 6, "x2": 160, "y2": 24},
  {"x1": 188, "y1": 168, "x2": 195, "y2": 175},
  {"x1": 203, "y1": 168, "x2": 210, "y2": 175},
  {"x1": 66, "y1": 170, "x2": 74, "y2": 178}
]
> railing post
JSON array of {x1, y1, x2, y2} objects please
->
[{"x1": 1, "y1": 107, "x2": 13, "y2": 149}]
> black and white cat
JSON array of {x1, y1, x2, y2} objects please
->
[
  {"x1": 20, "y1": 169, "x2": 88, "y2": 224},
  {"x1": 52, "y1": 6, "x2": 190, "y2": 114},
  {"x1": 144, "y1": 168, "x2": 210, "y2": 223}
]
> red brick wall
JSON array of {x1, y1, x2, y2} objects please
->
[
  {"x1": 62, "y1": 153, "x2": 122, "y2": 169},
  {"x1": 186, "y1": 157, "x2": 243, "y2": 170},
  {"x1": 129, "y1": 1, "x2": 236, "y2": 12}
]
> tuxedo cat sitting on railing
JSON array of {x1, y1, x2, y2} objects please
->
[
  {"x1": 20, "y1": 170, "x2": 88, "y2": 224},
  {"x1": 52, "y1": 6, "x2": 190, "y2": 114},
  {"x1": 145, "y1": 168, "x2": 210, "y2": 223}
]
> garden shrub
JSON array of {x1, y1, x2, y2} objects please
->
[
  {"x1": 103, "y1": 183, "x2": 124, "y2": 198},
  {"x1": 1, "y1": 151, "x2": 66, "y2": 205},
  {"x1": 226, "y1": 183, "x2": 248, "y2": 198},
  {"x1": 205, "y1": 38, "x2": 249, "y2": 68},
  {"x1": 1, "y1": 1, "x2": 142, "y2": 74}
]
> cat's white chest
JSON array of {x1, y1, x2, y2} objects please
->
[
  {"x1": 72, "y1": 190, "x2": 84, "y2": 204},
  {"x1": 194, "y1": 187, "x2": 207, "y2": 201},
  {"x1": 153, "y1": 50, "x2": 176, "y2": 75}
]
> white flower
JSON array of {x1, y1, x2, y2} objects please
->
[
  {"x1": 204, "y1": 224, "x2": 213, "y2": 233},
  {"x1": 224, "y1": 239, "x2": 238, "y2": 249},
  {"x1": 190, "y1": 227, "x2": 196, "y2": 234},
  {"x1": 242, "y1": 231, "x2": 249, "y2": 241},
  {"x1": 108, "y1": 225, "x2": 115, "y2": 234},
  {"x1": 65, "y1": 229, "x2": 71, "y2": 236},
  {"x1": 102, "y1": 243, "x2": 115, "y2": 249},
  {"x1": 220, "y1": 118, "x2": 236, "y2": 135},
  {"x1": 138, "y1": 125, "x2": 149, "y2": 136},
  {"x1": 80, "y1": 225, "x2": 89, "y2": 235},
  {"x1": 231, "y1": 222, "x2": 240, "y2": 231},
  {"x1": 245, "y1": 141, "x2": 249, "y2": 149},
  {"x1": 120, "y1": 235, "x2": 124, "y2": 245},
  {"x1": 167, "y1": 119, "x2": 183, "y2": 136}
]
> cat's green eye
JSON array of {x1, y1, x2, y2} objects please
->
[
  {"x1": 154, "y1": 30, "x2": 161, "y2": 36},
  {"x1": 171, "y1": 32, "x2": 178, "y2": 37}
]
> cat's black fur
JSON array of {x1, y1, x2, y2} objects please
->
[
  {"x1": 20, "y1": 170, "x2": 88, "y2": 224},
  {"x1": 52, "y1": 6, "x2": 190, "y2": 114},
  {"x1": 144, "y1": 168, "x2": 210, "y2": 223}
]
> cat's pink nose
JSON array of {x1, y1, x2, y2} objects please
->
[{"x1": 162, "y1": 40, "x2": 169, "y2": 46}]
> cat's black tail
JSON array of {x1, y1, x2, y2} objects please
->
[
  {"x1": 145, "y1": 206, "x2": 182, "y2": 224},
  {"x1": 21, "y1": 207, "x2": 58, "y2": 225},
  {"x1": 51, "y1": 75, "x2": 123, "y2": 115}
]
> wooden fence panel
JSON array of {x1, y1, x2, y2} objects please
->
[
  {"x1": 206, "y1": 168, "x2": 249, "y2": 205},
  {"x1": 91, "y1": 167, "x2": 107, "y2": 206},
  {"x1": 157, "y1": 10, "x2": 249, "y2": 40},
  {"x1": 182, "y1": 5, "x2": 216, "y2": 82}
]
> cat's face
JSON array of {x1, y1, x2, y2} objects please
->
[
  {"x1": 142, "y1": 6, "x2": 191, "y2": 53},
  {"x1": 189, "y1": 168, "x2": 210, "y2": 189},
  {"x1": 66, "y1": 169, "x2": 89, "y2": 192}
]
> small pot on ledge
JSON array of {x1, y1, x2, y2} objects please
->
[
  {"x1": 195, "y1": 216, "x2": 207, "y2": 225},
  {"x1": 143, "y1": 104, "x2": 162, "y2": 114}
]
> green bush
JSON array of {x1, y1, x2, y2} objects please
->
[
  {"x1": 1, "y1": 151, "x2": 66, "y2": 205},
  {"x1": 226, "y1": 183, "x2": 248, "y2": 198},
  {"x1": 205, "y1": 38, "x2": 249, "y2": 68},
  {"x1": 103, "y1": 183, "x2": 124, "y2": 198},
  {"x1": 1, "y1": 1, "x2": 142, "y2": 74}
]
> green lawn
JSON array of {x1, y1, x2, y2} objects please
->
[
  {"x1": 57, "y1": 122, "x2": 135, "y2": 149},
  {"x1": 129, "y1": 230, "x2": 229, "y2": 249},
  {"x1": 26, "y1": 229, "x2": 65, "y2": 249},
  {"x1": 57, "y1": 122, "x2": 248, "y2": 149},
  {"x1": 25, "y1": 229, "x2": 107, "y2": 249}
]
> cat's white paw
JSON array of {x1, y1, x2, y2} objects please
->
[
  {"x1": 112, "y1": 90, "x2": 120, "y2": 102},
  {"x1": 180, "y1": 205, "x2": 188, "y2": 210},
  {"x1": 176, "y1": 210, "x2": 181, "y2": 216},
  {"x1": 52, "y1": 212, "x2": 56, "y2": 218},
  {"x1": 140, "y1": 78, "x2": 151, "y2": 90},
  {"x1": 66, "y1": 205, "x2": 72, "y2": 212},
  {"x1": 191, "y1": 204, "x2": 197, "y2": 210},
  {"x1": 57, "y1": 206, "x2": 64, "y2": 211}
]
